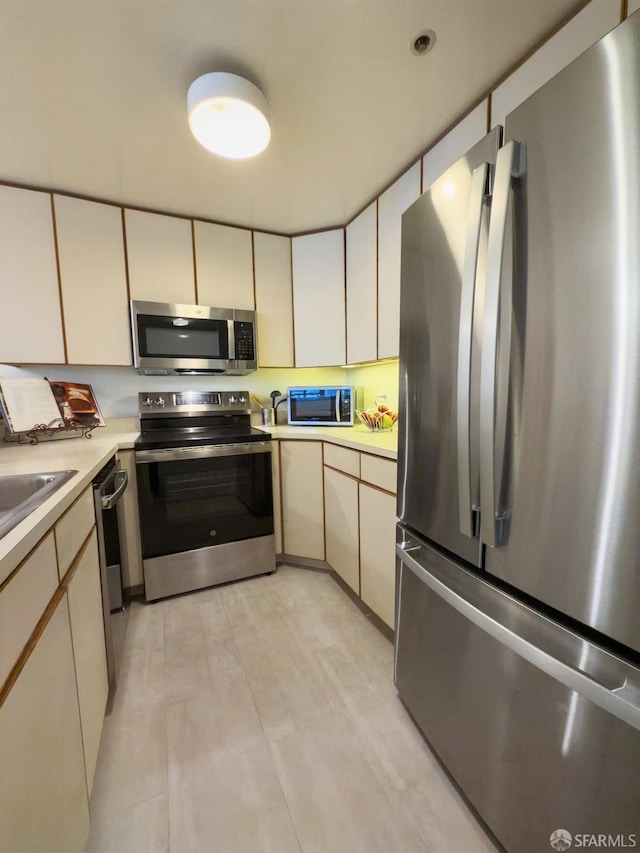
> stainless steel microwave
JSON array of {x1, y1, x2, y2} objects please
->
[
  {"x1": 287, "y1": 386, "x2": 362, "y2": 426},
  {"x1": 131, "y1": 300, "x2": 257, "y2": 375}
]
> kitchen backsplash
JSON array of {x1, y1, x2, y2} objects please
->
[{"x1": 0, "y1": 362, "x2": 399, "y2": 421}]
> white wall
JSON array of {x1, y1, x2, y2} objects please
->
[{"x1": 345, "y1": 360, "x2": 400, "y2": 411}]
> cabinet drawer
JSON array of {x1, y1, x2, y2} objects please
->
[
  {"x1": 360, "y1": 454, "x2": 397, "y2": 494},
  {"x1": 323, "y1": 444, "x2": 360, "y2": 477},
  {"x1": 55, "y1": 487, "x2": 95, "y2": 580},
  {"x1": 0, "y1": 533, "x2": 58, "y2": 688}
]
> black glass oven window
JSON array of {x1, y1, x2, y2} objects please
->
[
  {"x1": 136, "y1": 452, "x2": 273, "y2": 559},
  {"x1": 137, "y1": 315, "x2": 229, "y2": 359}
]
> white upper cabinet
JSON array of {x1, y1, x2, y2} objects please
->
[
  {"x1": 422, "y1": 102, "x2": 489, "y2": 193},
  {"x1": 377, "y1": 163, "x2": 421, "y2": 360},
  {"x1": 253, "y1": 232, "x2": 294, "y2": 367},
  {"x1": 292, "y1": 229, "x2": 346, "y2": 367},
  {"x1": 491, "y1": 0, "x2": 621, "y2": 127},
  {"x1": 55, "y1": 195, "x2": 131, "y2": 365},
  {"x1": 346, "y1": 201, "x2": 377, "y2": 365},
  {"x1": 125, "y1": 209, "x2": 196, "y2": 304},
  {"x1": 0, "y1": 186, "x2": 65, "y2": 364},
  {"x1": 193, "y1": 221, "x2": 254, "y2": 310}
]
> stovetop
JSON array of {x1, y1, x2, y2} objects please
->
[{"x1": 135, "y1": 390, "x2": 270, "y2": 450}]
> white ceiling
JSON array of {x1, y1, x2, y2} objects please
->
[{"x1": 0, "y1": 0, "x2": 585, "y2": 234}]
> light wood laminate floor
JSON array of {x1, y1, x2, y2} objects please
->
[{"x1": 87, "y1": 565, "x2": 497, "y2": 853}]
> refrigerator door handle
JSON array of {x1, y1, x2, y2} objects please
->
[
  {"x1": 479, "y1": 140, "x2": 525, "y2": 548},
  {"x1": 396, "y1": 541, "x2": 640, "y2": 732},
  {"x1": 457, "y1": 162, "x2": 488, "y2": 538}
]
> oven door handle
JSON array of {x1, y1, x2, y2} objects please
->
[
  {"x1": 101, "y1": 468, "x2": 129, "y2": 509},
  {"x1": 135, "y1": 441, "x2": 273, "y2": 464}
]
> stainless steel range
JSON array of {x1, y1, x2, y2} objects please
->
[{"x1": 134, "y1": 390, "x2": 274, "y2": 601}]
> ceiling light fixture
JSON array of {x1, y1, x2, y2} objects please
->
[
  {"x1": 187, "y1": 72, "x2": 271, "y2": 160},
  {"x1": 411, "y1": 30, "x2": 436, "y2": 56}
]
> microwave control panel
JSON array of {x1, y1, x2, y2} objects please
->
[{"x1": 234, "y1": 322, "x2": 255, "y2": 361}]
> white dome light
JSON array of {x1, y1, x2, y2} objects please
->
[{"x1": 187, "y1": 72, "x2": 271, "y2": 159}]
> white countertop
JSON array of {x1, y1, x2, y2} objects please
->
[
  {"x1": 259, "y1": 424, "x2": 398, "y2": 459},
  {"x1": 0, "y1": 425, "x2": 139, "y2": 585},
  {"x1": 0, "y1": 420, "x2": 397, "y2": 586}
]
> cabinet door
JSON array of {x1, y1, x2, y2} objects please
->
[
  {"x1": 324, "y1": 467, "x2": 359, "y2": 594},
  {"x1": 292, "y1": 230, "x2": 345, "y2": 367},
  {"x1": 377, "y1": 164, "x2": 421, "y2": 359},
  {"x1": 0, "y1": 596, "x2": 90, "y2": 853},
  {"x1": 254, "y1": 232, "x2": 294, "y2": 367},
  {"x1": 491, "y1": 0, "x2": 619, "y2": 127},
  {"x1": 0, "y1": 185, "x2": 65, "y2": 363},
  {"x1": 359, "y1": 484, "x2": 397, "y2": 629},
  {"x1": 346, "y1": 201, "x2": 377, "y2": 364},
  {"x1": 0, "y1": 533, "x2": 58, "y2": 689},
  {"x1": 194, "y1": 220, "x2": 255, "y2": 309},
  {"x1": 280, "y1": 441, "x2": 325, "y2": 559},
  {"x1": 66, "y1": 529, "x2": 108, "y2": 797},
  {"x1": 125, "y1": 209, "x2": 196, "y2": 304},
  {"x1": 55, "y1": 195, "x2": 132, "y2": 365}
]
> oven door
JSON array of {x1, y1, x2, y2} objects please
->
[{"x1": 135, "y1": 441, "x2": 273, "y2": 559}]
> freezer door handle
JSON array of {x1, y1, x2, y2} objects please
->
[
  {"x1": 396, "y1": 540, "x2": 640, "y2": 731},
  {"x1": 479, "y1": 140, "x2": 525, "y2": 547},
  {"x1": 457, "y1": 163, "x2": 488, "y2": 538}
]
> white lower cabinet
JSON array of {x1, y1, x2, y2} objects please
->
[
  {"x1": 65, "y1": 529, "x2": 109, "y2": 797},
  {"x1": 0, "y1": 494, "x2": 111, "y2": 852},
  {"x1": 277, "y1": 440, "x2": 397, "y2": 629},
  {"x1": 320, "y1": 446, "x2": 397, "y2": 628},
  {"x1": 0, "y1": 595, "x2": 90, "y2": 853},
  {"x1": 324, "y1": 466, "x2": 359, "y2": 594},
  {"x1": 359, "y1": 483, "x2": 398, "y2": 630},
  {"x1": 280, "y1": 440, "x2": 325, "y2": 559}
]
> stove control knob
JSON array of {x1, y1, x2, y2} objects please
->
[
  {"x1": 154, "y1": 397, "x2": 165, "y2": 407},
  {"x1": 142, "y1": 397, "x2": 153, "y2": 407},
  {"x1": 237, "y1": 395, "x2": 246, "y2": 404},
  {"x1": 229, "y1": 395, "x2": 237, "y2": 404}
]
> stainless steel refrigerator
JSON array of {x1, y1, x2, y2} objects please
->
[{"x1": 395, "y1": 12, "x2": 640, "y2": 852}]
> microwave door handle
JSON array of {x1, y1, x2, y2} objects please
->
[
  {"x1": 336, "y1": 389, "x2": 341, "y2": 422},
  {"x1": 227, "y1": 320, "x2": 236, "y2": 360},
  {"x1": 457, "y1": 162, "x2": 488, "y2": 538},
  {"x1": 479, "y1": 140, "x2": 525, "y2": 548}
]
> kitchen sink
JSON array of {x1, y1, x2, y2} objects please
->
[{"x1": 0, "y1": 470, "x2": 78, "y2": 540}]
